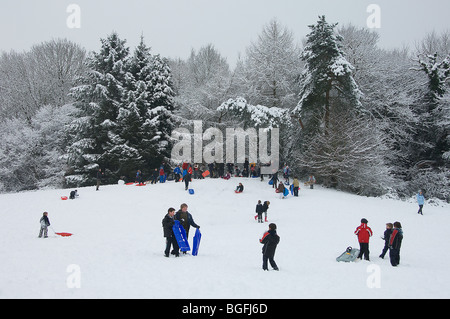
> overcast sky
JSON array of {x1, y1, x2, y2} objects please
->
[{"x1": 1, "y1": 0, "x2": 449, "y2": 67}]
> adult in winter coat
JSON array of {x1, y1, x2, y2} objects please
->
[
  {"x1": 38, "y1": 212, "x2": 51, "y2": 238},
  {"x1": 162, "y1": 207, "x2": 179, "y2": 257},
  {"x1": 389, "y1": 221, "x2": 403, "y2": 267},
  {"x1": 417, "y1": 190, "x2": 425, "y2": 215},
  {"x1": 260, "y1": 223, "x2": 280, "y2": 271},
  {"x1": 175, "y1": 203, "x2": 200, "y2": 239},
  {"x1": 354, "y1": 218, "x2": 373, "y2": 261}
]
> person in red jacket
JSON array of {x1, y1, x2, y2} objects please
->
[{"x1": 354, "y1": 218, "x2": 373, "y2": 261}]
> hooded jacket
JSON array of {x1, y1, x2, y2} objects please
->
[
  {"x1": 260, "y1": 229, "x2": 280, "y2": 257},
  {"x1": 354, "y1": 223, "x2": 373, "y2": 243}
]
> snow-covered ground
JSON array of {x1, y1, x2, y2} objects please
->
[{"x1": 1, "y1": 177, "x2": 449, "y2": 299}]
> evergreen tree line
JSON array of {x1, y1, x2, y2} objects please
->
[{"x1": 0, "y1": 16, "x2": 448, "y2": 201}]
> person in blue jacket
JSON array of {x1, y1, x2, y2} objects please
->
[
  {"x1": 417, "y1": 190, "x2": 425, "y2": 215},
  {"x1": 174, "y1": 165, "x2": 181, "y2": 182}
]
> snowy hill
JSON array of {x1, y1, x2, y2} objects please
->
[{"x1": 1, "y1": 177, "x2": 449, "y2": 299}]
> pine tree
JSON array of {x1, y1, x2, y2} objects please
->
[
  {"x1": 293, "y1": 16, "x2": 391, "y2": 195},
  {"x1": 147, "y1": 54, "x2": 176, "y2": 161},
  {"x1": 294, "y1": 15, "x2": 362, "y2": 136},
  {"x1": 66, "y1": 32, "x2": 130, "y2": 186}
]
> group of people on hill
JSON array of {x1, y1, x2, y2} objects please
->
[
  {"x1": 354, "y1": 218, "x2": 404, "y2": 267},
  {"x1": 51, "y1": 164, "x2": 428, "y2": 273}
]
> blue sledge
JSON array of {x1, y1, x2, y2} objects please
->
[
  {"x1": 188, "y1": 189, "x2": 195, "y2": 195},
  {"x1": 173, "y1": 220, "x2": 190, "y2": 252},
  {"x1": 290, "y1": 184, "x2": 294, "y2": 195},
  {"x1": 192, "y1": 228, "x2": 202, "y2": 256},
  {"x1": 283, "y1": 188, "x2": 289, "y2": 197}
]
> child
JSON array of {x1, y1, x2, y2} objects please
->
[
  {"x1": 379, "y1": 223, "x2": 393, "y2": 259},
  {"x1": 354, "y1": 218, "x2": 373, "y2": 261},
  {"x1": 389, "y1": 221, "x2": 403, "y2": 267},
  {"x1": 38, "y1": 212, "x2": 51, "y2": 238},
  {"x1": 235, "y1": 183, "x2": 244, "y2": 193},
  {"x1": 162, "y1": 208, "x2": 179, "y2": 257},
  {"x1": 260, "y1": 223, "x2": 280, "y2": 271},
  {"x1": 262, "y1": 201, "x2": 270, "y2": 222},
  {"x1": 255, "y1": 200, "x2": 263, "y2": 223},
  {"x1": 69, "y1": 190, "x2": 78, "y2": 199},
  {"x1": 417, "y1": 190, "x2": 425, "y2": 215}
]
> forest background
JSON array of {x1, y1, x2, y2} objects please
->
[{"x1": 0, "y1": 17, "x2": 448, "y2": 201}]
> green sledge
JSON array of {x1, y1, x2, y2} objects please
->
[{"x1": 336, "y1": 246, "x2": 360, "y2": 262}]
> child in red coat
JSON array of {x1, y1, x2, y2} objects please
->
[{"x1": 354, "y1": 218, "x2": 373, "y2": 261}]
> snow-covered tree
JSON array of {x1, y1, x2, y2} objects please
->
[
  {"x1": 236, "y1": 19, "x2": 301, "y2": 109},
  {"x1": 67, "y1": 32, "x2": 130, "y2": 186},
  {"x1": 294, "y1": 16, "x2": 362, "y2": 136}
]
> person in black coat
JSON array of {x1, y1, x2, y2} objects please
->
[
  {"x1": 255, "y1": 200, "x2": 264, "y2": 223},
  {"x1": 389, "y1": 221, "x2": 403, "y2": 267},
  {"x1": 162, "y1": 207, "x2": 179, "y2": 257},
  {"x1": 174, "y1": 203, "x2": 200, "y2": 238},
  {"x1": 260, "y1": 223, "x2": 280, "y2": 271}
]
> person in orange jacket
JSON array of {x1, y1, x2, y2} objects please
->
[{"x1": 354, "y1": 218, "x2": 373, "y2": 261}]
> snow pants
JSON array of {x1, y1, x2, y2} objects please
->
[
  {"x1": 263, "y1": 254, "x2": 278, "y2": 270},
  {"x1": 358, "y1": 243, "x2": 370, "y2": 261},
  {"x1": 389, "y1": 248, "x2": 401, "y2": 266},
  {"x1": 39, "y1": 226, "x2": 48, "y2": 238}
]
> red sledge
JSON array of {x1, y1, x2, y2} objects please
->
[
  {"x1": 55, "y1": 232, "x2": 73, "y2": 237},
  {"x1": 61, "y1": 196, "x2": 68, "y2": 200},
  {"x1": 51, "y1": 226, "x2": 73, "y2": 237},
  {"x1": 202, "y1": 170, "x2": 210, "y2": 177}
]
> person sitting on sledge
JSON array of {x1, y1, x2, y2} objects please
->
[{"x1": 235, "y1": 183, "x2": 244, "y2": 193}]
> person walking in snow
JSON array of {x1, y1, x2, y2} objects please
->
[
  {"x1": 260, "y1": 223, "x2": 280, "y2": 271},
  {"x1": 38, "y1": 212, "x2": 51, "y2": 238},
  {"x1": 389, "y1": 221, "x2": 403, "y2": 267},
  {"x1": 183, "y1": 169, "x2": 191, "y2": 190},
  {"x1": 262, "y1": 201, "x2": 270, "y2": 222},
  {"x1": 255, "y1": 200, "x2": 264, "y2": 223},
  {"x1": 162, "y1": 207, "x2": 179, "y2": 257},
  {"x1": 379, "y1": 223, "x2": 393, "y2": 259},
  {"x1": 417, "y1": 190, "x2": 425, "y2": 215},
  {"x1": 175, "y1": 203, "x2": 200, "y2": 239},
  {"x1": 354, "y1": 218, "x2": 373, "y2": 261}
]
